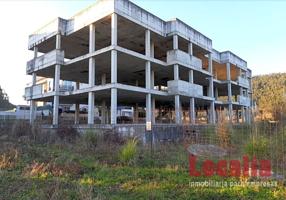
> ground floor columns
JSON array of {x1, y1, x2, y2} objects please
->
[
  {"x1": 30, "y1": 73, "x2": 37, "y2": 124},
  {"x1": 190, "y1": 98, "x2": 195, "y2": 124},
  {"x1": 245, "y1": 107, "x2": 251, "y2": 124},
  {"x1": 228, "y1": 104, "x2": 233, "y2": 122},
  {"x1": 134, "y1": 103, "x2": 139, "y2": 123},
  {"x1": 101, "y1": 101, "x2": 106, "y2": 124},
  {"x1": 88, "y1": 92, "x2": 95, "y2": 125},
  {"x1": 210, "y1": 101, "x2": 215, "y2": 124},
  {"x1": 241, "y1": 106, "x2": 245, "y2": 123}
]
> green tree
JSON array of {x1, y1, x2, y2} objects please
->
[
  {"x1": 252, "y1": 73, "x2": 286, "y2": 120},
  {"x1": 0, "y1": 86, "x2": 15, "y2": 111}
]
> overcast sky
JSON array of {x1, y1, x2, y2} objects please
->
[{"x1": 0, "y1": 0, "x2": 285, "y2": 105}]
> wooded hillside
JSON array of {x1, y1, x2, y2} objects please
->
[{"x1": 252, "y1": 73, "x2": 286, "y2": 120}]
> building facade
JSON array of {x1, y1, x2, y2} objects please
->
[{"x1": 25, "y1": 0, "x2": 252, "y2": 127}]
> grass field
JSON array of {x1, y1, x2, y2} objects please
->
[{"x1": 0, "y1": 121, "x2": 285, "y2": 199}]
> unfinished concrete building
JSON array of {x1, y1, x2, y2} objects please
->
[{"x1": 25, "y1": 0, "x2": 252, "y2": 128}]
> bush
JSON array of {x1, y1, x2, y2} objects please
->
[
  {"x1": 244, "y1": 136, "x2": 270, "y2": 159},
  {"x1": 11, "y1": 120, "x2": 32, "y2": 138},
  {"x1": 82, "y1": 129, "x2": 98, "y2": 149},
  {"x1": 119, "y1": 138, "x2": 138, "y2": 164},
  {"x1": 56, "y1": 124, "x2": 79, "y2": 143},
  {"x1": 103, "y1": 131, "x2": 125, "y2": 145}
]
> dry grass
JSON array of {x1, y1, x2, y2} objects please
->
[
  {"x1": 0, "y1": 148, "x2": 19, "y2": 169},
  {"x1": 23, "y1": 160, "x2": 83, "y2": 178}
]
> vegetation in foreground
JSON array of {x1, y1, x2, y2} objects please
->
[{"x1": 0, "y1": 121, "x2": 285, "y2": 200}]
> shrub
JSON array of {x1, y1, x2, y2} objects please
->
[
  {"x1": 11, "y1": 120, "x2": 32, "y2": 138},
  {"x1": 119, "y1": 138, "x2": 138, "y2": 164},
  {"x1": 244, "y1": 136, "x2": 270, "y2": 159},
  {"x1": 103, "y1": 131, "x2": 125, "y2": 145},
  {"x1": 56, "y1": 124, "x2": 79, "y2": 143},
  {"x1": 82, "y1": 129, "x2": 98, "y2": 149}
]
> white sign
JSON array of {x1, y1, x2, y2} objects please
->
[{"x1": 146, "y1": 121, "x2": 152, "y2": 131}]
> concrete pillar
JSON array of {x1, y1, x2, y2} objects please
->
[
  {"x1": 111, "y1": 13, "x2": 118, "y2": 125},
  {"x1": 215, "y1": 87, "x2": 218, "y2": 100},
  {"x1": 190, "y1": 98, "x2": 195, "y2": 124},
  {"x1": 53, "y1": 33, "x2": 61, "y2": 126},
  {"x1": 173, "y1": 35, "x2": 178, "y2": 50},
  {"x1": 208, "y1": 53, "x2": 215, "y2": 124},
  {"x1": 151, "y1": 41, "x2": 155, "y2": 58},
  {"x1": 174, "y1": 64, "x2": 181, "y2": 124},
  {"x1": 228, "y1": 104, "x2": 233, "y2": 122},
  {"x1": 188, "y1": 43, "x2": 195, "y2": 124},
  {"x1": 188, "y1": 70, "x2": 193, "y2": 84},
  {"x1": 236, "y1": 107, "x2": 239, "y2": 123},
  {"x1": 75, "y1": 103, "x2": 80, "y2": 124},
  {"x1": 101, "y1": 100, "x2": 106, "y2": 124},
  {"x1": 241, "y1": 106, "x2": 245, "y2": 123},
  {"x1": 106, "y1": 106, "x2": 110, "y2": 124},
  {"x1": 151, "y1": 70, "x2": 155, "y2": 89},
  {"x1": 101, "y1": 73, "x2": 106, "y2": 85},
  {"x1": 134, "y1": 103, "x2": 139, "y2": 123},
  {"x1": 175, "y1": 95, "x2": 181, "y2": 124},
  {"x1": 245, "y1": 107, "x2": 251, "y2": 124},
  {"x1": 226, "y1": 63, "x2": 232, "y2": 122},
  {"x1": 145, "y1": 61, "x2": 152, "y2": 123},
  {"x1": 152, "y1": 97, "x2": 155, "y2": 124},
  {"x1": 100, "y1": 76, "x2": 107, "y2": 124},
  {"x1": 88, "y1": 23, "x2": 95, "y2": 125},
  {"x1": 173, "y1": 35, "x2": 181, "y2": 124},
  {"x1": 210, "y1": 101, "x2": 215, "y2": 124},
  {"x1": 188, "y1": 42, "x2": 193, "y2": 55},
  {"x1": 30, "y1": 47, "x2": 38, "y2": 124},
  {"x1": 76, "y1": 82, "x2": 80, "y2": 90},
  {"x1": 145, "y1": 29, "x2": 152, "y2": 124}
]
